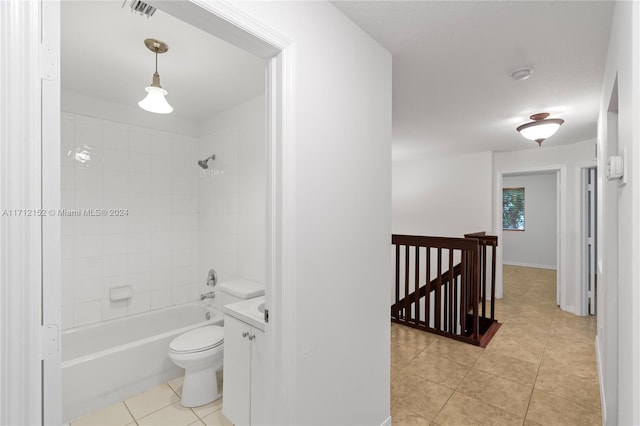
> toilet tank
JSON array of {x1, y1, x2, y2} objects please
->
[{"x1": 218, "y1": 279, "x2": 265, "y2": 306}]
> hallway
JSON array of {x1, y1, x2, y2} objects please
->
[{"x1": 391, "y1": 265, "x2": 601, "y2": 425}]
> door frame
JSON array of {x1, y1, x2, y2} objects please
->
[
  {"x1": 38, "y1": 1, "x2": 297, "y2": 424},
  {"x1": 578, "y1": 163, "x2": 597, "y2": 316},
  {"x1": 495, "y1": 165, "x2": 566, "y2": 308}
]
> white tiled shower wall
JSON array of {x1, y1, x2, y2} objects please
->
[{"x1": 60, "y1": 94, "x2": 265, "y2": 329}]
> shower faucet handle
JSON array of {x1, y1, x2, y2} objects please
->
[
  {"x1": 206, "y1": 269, "x2": 217, "y2": 287},
  {"x1": 200, "y1": 291, "x2": 215, "y2": 300}
]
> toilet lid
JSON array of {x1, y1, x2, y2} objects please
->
[{"x1": 169, "y1": 326, "x2": 224, "y2": 354}]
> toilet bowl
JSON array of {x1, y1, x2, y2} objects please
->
[
  {"x1": 168, "y1": 325, "x2": 224, "y2": 407},
  {"x1": 168, "y1": 278, "x2": 264, "y2": 407}
]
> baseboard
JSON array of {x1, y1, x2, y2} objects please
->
[
  {"x1": 595, "y1": 335, "x2": 606, "y2": 425},
  {"x1": 380, "y1": 415, "x2": 392, "y2": 426},
  {"x1": 502, "y1": 261, "x2": 557, "y2": 270},
  {"x1": 561, "y1": 304, "x2": 578, "y2": 315}
]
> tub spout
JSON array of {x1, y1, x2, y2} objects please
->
[{"x1": 200, "y1": 291, "x2": 215, "y2": 300}]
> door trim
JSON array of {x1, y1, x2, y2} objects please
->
[{"x1": 495, "y1": 165, "x2": 566, "y2": 309}]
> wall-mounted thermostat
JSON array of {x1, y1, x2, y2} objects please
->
[{"x1": 607, "y1": 150, "x2": 626, "y2": 184}]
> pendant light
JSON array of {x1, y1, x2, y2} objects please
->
[
  {"x1": 516, "y1": 113, "x2": 564, "y2": 146},
  {"x1": 138, "y1": 38, "x2": 173, "y2": 114}
]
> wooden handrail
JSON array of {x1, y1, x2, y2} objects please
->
[{"x1": 391, "y1": 232, "x2": 500, "y2": 347}]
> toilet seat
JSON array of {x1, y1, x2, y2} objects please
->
[{"x1": 169, "y1": 326, "x2": 224, "y2": 354}]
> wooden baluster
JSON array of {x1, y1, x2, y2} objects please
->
[
  {"x1": 394, "y1": 244, "x2": 400, "y2": 319},
  {"x1": 414, "y1": 246, "x2": 420, "y2": 327},
  {"x1": 448, "y1": 249, "x2": 454, "y2": 334},
  {"x1": 490, "y1": 241, "x2": 497, "y2": 321},
  {"x1": 435, "y1": 248, "x2": 442, "y2": 330},
  {"x1": 444, "y1": 249, "x2": 449, "y2": 332},
  {"x1": 404, "y1": 245, "x2": 410, "y2": 321},
  {"x1": 425, "y1": 247, "x2": 431, "y2": 329},
  {"x1": 460, "y1": 250, "x2": 467, "y2": 334},
  {"x1": 472, "y1": 249, "x2": 479, "y2": 341},
  {"x1": 481, "y1": 241, "x2": 487, "y2": 319}
]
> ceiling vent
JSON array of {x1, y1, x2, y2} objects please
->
[{"x1": 122, "y1": 0, "x2": 157, "y2": 18}]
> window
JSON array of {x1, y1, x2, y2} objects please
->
[{"x1": 503, "y1": 187, "x2": 525, "y2": 230}]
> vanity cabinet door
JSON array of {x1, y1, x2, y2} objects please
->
[
  {"x1": 223, "y1": 315, "x2": 251, "y2": 425},
  {"x1": 250, "y1": 327, "x2": 265, "y2": 425}
]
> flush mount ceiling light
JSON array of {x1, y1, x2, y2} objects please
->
[
  {"x1": 516, "y1": 112, "x2": 564, "y2": 146},
  {"x1": 138, "y1": 38, "x2": 173, "y2": 114},
  {"x1": 510, "y1": 67, "x2": 533, "y2": 81}
]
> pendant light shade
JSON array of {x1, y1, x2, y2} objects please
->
[
  {"x1": 139, "y1": 39, "x2": 173, "y2": 114},
  {"x1": 139, "y1": 82, "x2": 173, "y2": 114},
  {"x1": 516, "y1": 113, "x2": 564, "y2": 146}
]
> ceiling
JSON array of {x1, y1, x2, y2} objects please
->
[
  {"x1": 61, "y1": 1, "x2": 265, "y2": 122},
  {"x1": 332, "y1": 1, "x2": 615, "y2": 159},
  {"x1": 63, "y1": 1, "x2": 615, "y2": 156}
]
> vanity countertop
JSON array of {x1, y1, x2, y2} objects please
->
[{"x1": 223, "y1": 296, "x2": 265, "y2": 331}]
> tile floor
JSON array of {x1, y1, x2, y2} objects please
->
[
  {"x1": 73, "y1": 266, "x2": 600, "y2": 426},
  {"x1": 391, "y1": 265, "x2": 601, "y2": 425},
  {"x1": 70, "y1": 372, "x2": 232, "y2": 426}
]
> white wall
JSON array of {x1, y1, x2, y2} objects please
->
[
  {"x1": 502, "y1": 173, "x2": 557, "y2": 269},
  {"x1": 6, "y1": 1, "x2": 391, "y2": 423},
  {"x1": 493, "y1": 140, "x2": 595, "y2": 313},
  {"x1": 596, "y1": 2, "x2": 640, "y2": 424},
  {"x1": 225, "y1": 2, "x2": 392, "y2": 424},
  {"x1": 198, "y1": 95, "x2": 266, "y2": 311},
  {"x1": 59, "y1": 111, "x2": 201, "y2": 329},
  {"x1": 60, "y1": 93, "x2": 266, "y2": 328},
  {"x1": 392, "y1": 151, "x2": 493, "y2": 237}
]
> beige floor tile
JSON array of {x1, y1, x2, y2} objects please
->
[
  {"x1": 392, "y1": 371, "x2": 454, "y2": 420},
  {"x1": 392, "y1": 323, "x2": 440, "y2": 350},
  {"x1": 71, "y1": 402, "x2": 134, "y2": 426},
  {"x1": 423, "y1": 336, "x2": 483, "y2": 366},
  {"x1": 434, "y1": 391, "x2": 523, "y2": 426},
  {"x1": 473, "y1": 350, "x2": 539, "y2": 385},
  {"x1": 526, "y1": 388, "x2": 601, "y2": 426},
  {"x1": 496, "y1": 322, "x2": 550, "y2": 342},
  {"x1": 191, "y1": 398, "x2": 223, "y2": 419},
  {"x1": 391, "y1": 407, "x2": 431, "y2": 426},
  {"x1": 534, "y1": 368, "x2": 601, "y2": 409},
  {"x1": 137, "y1": 402, "x2": 199, "y2": 426},
  {"x1": 402, "y1": 352, "x2": 470, "y2": 389},
  {"x1": 200, "y1": 409, "x2": 233, "y2": 426},
  {"x1": 168, "y1": 375, "x2": 184, "y2": 397},
  {"x1": 539, "y1": 349, "x2": 598, "y2": 380},
  {"x1": 124, "y1": 383, "x2": 180, "y2": 419},
  {"x1": 485, "y1": 332, "x2": 545, "y2": 365},
  {"x1": 457, "y1": 369, "x2": 533, "y2": 417},
  {"x1": 392, "y1": 343, "x2": 424, "y2": 369}
]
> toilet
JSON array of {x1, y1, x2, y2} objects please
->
[{"x1": 168, "y1": 278, "x2": 264, "y2": 408}]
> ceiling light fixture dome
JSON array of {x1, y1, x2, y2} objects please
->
[
  {"x1": 138, "y1": 38, "x2": 173, "y2": 114},
  {"x1": 516, "y1": 112, "x2": 564, "y2": 146},
  {"x1": 510, "y1": 67, "x2": 533, "y2": 81}
]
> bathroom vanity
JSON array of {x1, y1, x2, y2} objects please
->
[{"x1": 223, "y1": 296, "x2": 265, "y2": 425}]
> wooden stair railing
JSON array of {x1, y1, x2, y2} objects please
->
[{"x1": 391, "y1": 233, "x2": 500, "y2": 347}]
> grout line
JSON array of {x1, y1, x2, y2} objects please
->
[{"x1": 121, "y1": 401, "x2": 137, "y2": 425}]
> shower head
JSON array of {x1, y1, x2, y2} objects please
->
[{"x1": 198, "y1": 154, "x2": 215, "y2": 170}]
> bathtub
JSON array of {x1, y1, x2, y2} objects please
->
[{"x1": 61, "y1": 302, "x2": 222, "y2": 422}]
